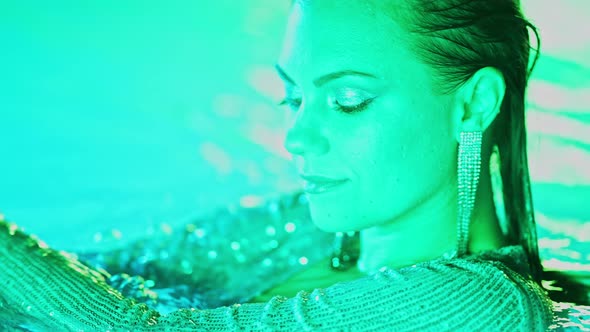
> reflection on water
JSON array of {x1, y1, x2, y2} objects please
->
[
  {"x1": 551, "y1": 301, "x2": 590, "y2": 331},
  {"x1": 536, "y1": 207, "x2": 590, "y2": 330}
]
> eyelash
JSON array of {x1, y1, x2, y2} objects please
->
[{"x1": 277, "y1": 97, "x2": 375, "y2": 114}]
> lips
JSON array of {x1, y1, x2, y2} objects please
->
[{"x1": 299, "y1": 174, "x2": 349, "y2": 194}]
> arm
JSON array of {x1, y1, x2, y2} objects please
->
[{"x1": 0, "y1": 218, "x2": 552, "y2": 332}]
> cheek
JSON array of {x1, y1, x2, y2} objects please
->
[
  {"x1": 371, "y1": 124, "x2": 414, "y2": 188},
  {"x1": 344, "y1": 118, "x2": 409, "y2": 186},
  {"x1": 347, "y1": 97, "x2": 453, "y2": 193}
]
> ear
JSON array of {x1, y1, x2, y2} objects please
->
[{"x1": 452, "y1": 67, "x2": 506, "y2": 143}]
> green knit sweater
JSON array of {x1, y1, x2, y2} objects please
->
[{"x1": 0, "y1": 218, "x2": 555, "y2": 331}]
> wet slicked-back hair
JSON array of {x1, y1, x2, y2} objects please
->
[{"x1": 389, "y1": 0, "x2": 543, "y2": 284}]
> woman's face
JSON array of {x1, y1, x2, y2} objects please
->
[{"x1": 277, "y1": 0, "x2": 459, "y2": 233}]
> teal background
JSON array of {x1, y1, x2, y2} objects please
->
[{"x1": 0, "y1": 0, "x2": 588, "y2": 276}]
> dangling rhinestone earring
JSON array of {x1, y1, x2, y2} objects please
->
[
  {"x1": 330, "y1": 231, "x2": 360, "y2": 271},
  {"x1": 490, "y1": 144, "x2": 509, "y2": 237},
  {"x1": 457, "y1": 130, "x2": 483, "y2": 256}
]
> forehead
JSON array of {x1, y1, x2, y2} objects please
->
[{"x1": 278, "y1": 0, "x2": 414, "y2": 83}]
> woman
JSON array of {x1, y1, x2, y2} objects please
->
[{"x1": 0, "y1": 0, "x2": 555, "y2": 330}]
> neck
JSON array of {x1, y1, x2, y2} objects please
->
[
  {"x1": 357, "y1": 182, "x2": 457, "y2": 274},
  {"x1": 357, "y1": 153, "x2": 506, "y2": 274}
]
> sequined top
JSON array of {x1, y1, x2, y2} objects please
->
[{"x1": 0, "y1": 191, "x2": 554, "y2": 331}]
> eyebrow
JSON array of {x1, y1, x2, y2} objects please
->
[{"x1": 274, "y1": 64, "x2": 378, "y2": 87}]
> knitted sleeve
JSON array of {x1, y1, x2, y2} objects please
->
[{"x1": 0, "y1": 219, "x2": 553, "y2": 331}]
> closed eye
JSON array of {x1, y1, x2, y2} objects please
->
[
  {"x1": 333, "y1": 97, "x2": 375, "y2": 114},
  {"x1": 278, "y1": 96, "x2": 376, "y2": 114}
]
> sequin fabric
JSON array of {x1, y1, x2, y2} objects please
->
[
  {"x1": 0, "y1": 191, "x2": 554, "y2": 331},
  {"x1": 75, "y1": 191, "x2": 335, "y2": 312}
]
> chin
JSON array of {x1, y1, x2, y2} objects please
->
[
  {"x1": 309, "y1": 213, "x2": 361, "y2": 233},
  {"x1": 307, "y1": 196, "x2": 366, "y2": 232}
]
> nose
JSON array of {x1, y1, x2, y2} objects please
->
[{"x1": 283, "y1": 106, "x2": 329, "y2": 157}]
